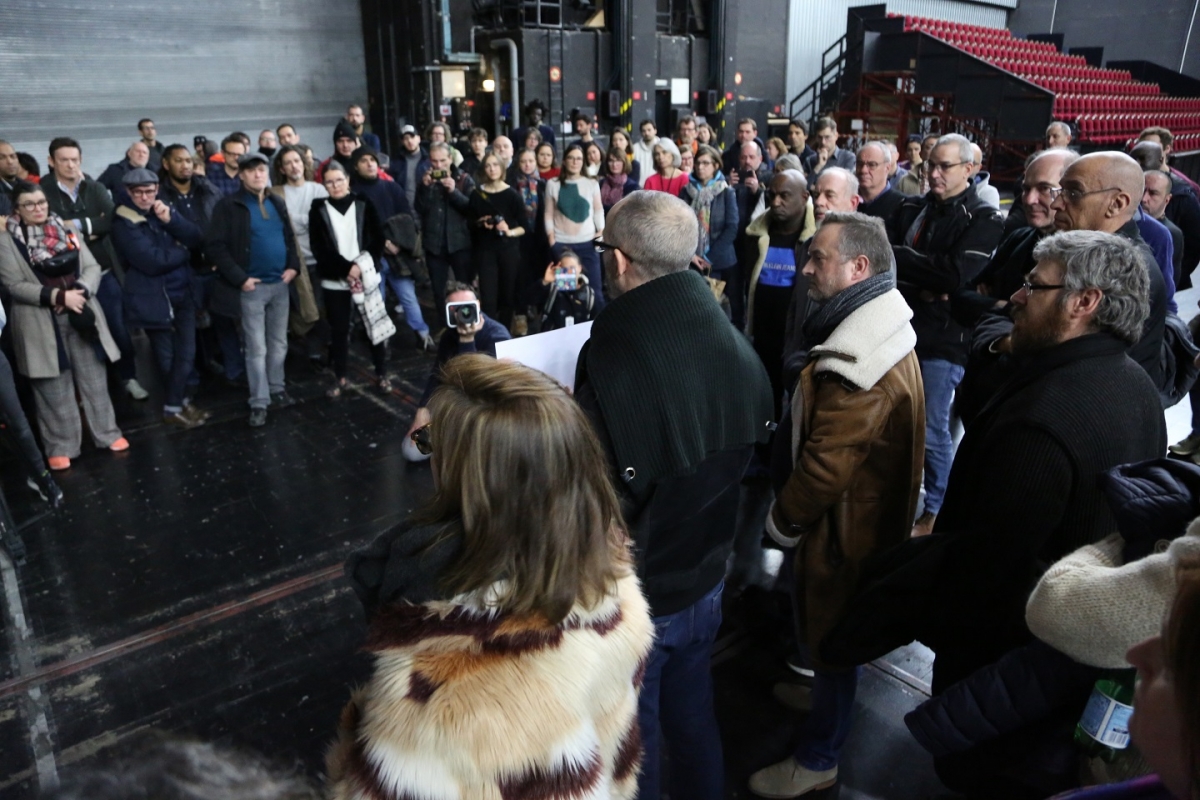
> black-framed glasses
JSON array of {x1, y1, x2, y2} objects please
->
[
  {"x1": 594, "y1": 238, "x2": 621, "y2": 256},
  {"x1": 1057, "y1": 186, "x2": 1120, "y2": 205},
  {"x1": 1020, "y1": 279, "x2": 1066, "y2": 294},
  {"x1": 926, "y1": 160, "x2": 969, "y2": 174},
  {"x1": 17, "y1": 199, "x2": 48, "y2": 209},
  {"x1": 410, "y1": 423, "x2": 433, "y2": 455}
]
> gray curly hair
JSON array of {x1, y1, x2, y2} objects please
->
[{"x1": 1031, "y1": 230, "x2": 1150, "y2": 344}]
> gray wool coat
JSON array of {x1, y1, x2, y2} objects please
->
[{"x1": 0, "y1": 233, "x2": 121, "y2": 379}]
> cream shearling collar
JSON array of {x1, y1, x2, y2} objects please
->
[{"x1": 808, "y1": 288, "x2": 916, "y2": 389}]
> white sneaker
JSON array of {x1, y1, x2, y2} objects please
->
[
  {"x1": 749, "y1": 758, "x2": 837, "y2": 798},
  {"x1": 124, "y1": 378, "x2": 149, "y2": 400}
]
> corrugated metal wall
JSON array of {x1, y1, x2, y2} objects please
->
[
  {"x1": 0, "y1": 0, "x2": 367, "y2": 177},
  {"x1": 785, "y1": 0, "x2": 1014, "y2": 110}
]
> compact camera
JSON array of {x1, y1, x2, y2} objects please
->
[
  {"x1": 446, "y1": 299, "x2": 480, "y2": 328},
  {"x1": 430, "y1": 169, "x2": 449, "y2": 181}
]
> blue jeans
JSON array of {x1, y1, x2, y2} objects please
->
[
  {"x1": 240, "y1": 281, "x2": 289, "y2": 409},
  {"x1": 381, "y1": 261, "x2": 428, "y2": 334},
  {"x1": 919, "y1": 357, "x2": 964, "y2": 515},
  {"x1": 793, "y1": 666, "x2": 860, "y2": 770},
  {"x1": 98, "y1": 271, "x2": 137, "y2": 381},
  {"x1": 637, "y1": 581, "x2": 724, "y2": 800},
  {"x1": 145, "y1": 294, "x2": 196, "y2": 413}
]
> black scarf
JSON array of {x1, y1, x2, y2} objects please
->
[
  {"x1": 580, "y1": 269, "x2": 774, "y2": 496},
  {"x1": 800, "y1": 269, "x2": 896, "y2": 355}
]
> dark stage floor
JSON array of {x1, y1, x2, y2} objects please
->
[{"x1": 0, "y1": 328, "x2": 947, "y2": 799}]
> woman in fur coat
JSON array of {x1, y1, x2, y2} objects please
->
[{"x1": 329, "y1": 354, "x2": 655, "y2": 800}]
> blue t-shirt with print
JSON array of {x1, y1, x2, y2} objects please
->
[{"x1": 760, "y1": 231, "x2": 802, "y2": 288}]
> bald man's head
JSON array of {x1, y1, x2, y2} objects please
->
[
  {"x1": 767, "y1": 169, "x2": 809, "y2": 228},
  {"x1": 1052, "y1": 152, "x2": 1143, "y2": 234},
  {"x1": 1130, "y1": 141, "x2": 1164, "y2": 172}
]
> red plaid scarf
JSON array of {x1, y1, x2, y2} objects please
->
[{"x1": 6, "y1": 213, "x2": 79, "y2": 265}]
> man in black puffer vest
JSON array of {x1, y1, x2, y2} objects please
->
[{"x1": 574, "y1": 190, "x2": 773, "y2": 800}]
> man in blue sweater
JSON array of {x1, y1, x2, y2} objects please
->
[{"x1": 207, "y1": 152, "x2": 300, "y2": 427}]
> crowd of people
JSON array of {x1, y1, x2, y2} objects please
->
[{"x1": 3, "y1": 98, "x2": 1200, "y2": 800}]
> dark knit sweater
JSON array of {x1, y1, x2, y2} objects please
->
[
  {"x1": 574, "y1": 268, "x2": 773, "y2": 615},
  {"x1": 576, "y1": 268, "x2": 774, "y2": 497}
]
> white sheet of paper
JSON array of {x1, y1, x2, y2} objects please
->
[{"x1": 494, "y1": 321, "x2": 594, "y2": 390}]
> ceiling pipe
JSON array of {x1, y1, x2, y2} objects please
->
[{"x1": 491, "y1": 38, "x2": 520, "y2": 135}]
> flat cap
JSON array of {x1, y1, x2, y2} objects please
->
[{"x1": 121, "y1": 167, "x2": 159, "y2": 186}]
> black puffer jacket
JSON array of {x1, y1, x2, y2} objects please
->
[
  {"x1": 892, "y1": 184, "x2": 1005, "y2": 364},
  {"x1": 414, "y1": 168, "x2": 474, "y2": 256}
]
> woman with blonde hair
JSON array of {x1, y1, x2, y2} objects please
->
[{"x1": 330, "y1": 355, "x2": 654, "y2": 800}]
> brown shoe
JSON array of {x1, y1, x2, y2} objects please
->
[
  {"x1": 911, "y1": 511, "x2": 936, "y2": 538},
  {"x1": 181, "y1": 405, "x2": 211, "y2": 424},
  {"x1": 164, "y1": 411, "x2": 201, "y2": 430}
]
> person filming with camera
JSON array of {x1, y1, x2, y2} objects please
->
[{"x1": 402, "y1": 283, "x2": 511, "y2": 457}]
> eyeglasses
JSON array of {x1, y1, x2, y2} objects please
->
[
  {"x1": 128, "y1": 187, "x2": 157, "y2": 196},
  {"x1": 1022, "y1": 184, "x2": 1062, "y2": 201},
  {"x1": 410, "y1": 423, "x2": 433, "y2": 455},
  {"x1": 324, "y1": 177, "x2": 347, "y2": 186},
  {"x1": 593, "y1": 238, "x2": 622, "y2": 256},
  {"x1": 857, "y1": 160, "x2": 886, "y2": 170},
  {"x1": 1056, "y1": 186, "x2": 1120, "y2": 205},
  {"x1": 17, "y1": 199, "x2": 48, "y2": 210},
  {"x1": 926, "y1": 160, "x2": 969, "y2": 174},
  {"x1": 1020, "y1": 279, "x2": 1066, "y2": 294}
]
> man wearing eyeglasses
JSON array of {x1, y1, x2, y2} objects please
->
[
  {"x1": 111, "y1": 168, "x2": 209, "y2": 429},
  {"x1": 206, "y1": 135, "x2": 247, "y2": 198},
  {"x1": 892, "y1": 133, "x2": 1005, "y2": 537},
  {"x1": 953, "y1": 148, "x2": 1079, "y2": 426},
  {"x1": 576, "y1": 190, "x2": 772, "y2": 800},
  {"x1": 855, "y1": 141, "x2": 904, "y2": 234},
  {"x1": 1046, "y1": 152, "x2": 1168, "y2": 392}
]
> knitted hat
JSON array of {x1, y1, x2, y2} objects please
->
[
  {"x1": 333, "y1": 120, "x2": 359, "y2": 144},
  {"x1": 351, "y1": 146, "x2": 379, "y2": 167}
]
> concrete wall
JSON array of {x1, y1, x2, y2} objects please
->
[
  {"x1": 1008, "y1": 0, "x2": 1200, "y2": 79},
  {"x1": 0, "y1": 0, "x2": 368, "y2": 176}
]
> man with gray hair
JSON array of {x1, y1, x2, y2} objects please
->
[
  {"x1": 98, "y1": 141, "x2": 151, "y2": 195},
  {"x1": 968, "y1": 143, "x2": 1000, "y2": 210},
  {"x1": 1045, "y1": 120, "x2": 1073, "y2": 150},
  {"x1": 574, "y1": 189, "x2": 773, "y2": 800},
  {"x1": 855, "y1": 141, "x2": 904, "y2": 233},
  {"x1": 750, "y1": 211, "x2": 924, "y2": 798},
  {"x1": 823, "y1": 230, "x2": 1167, "y2": 798},
  {"x1": 892, "y1": 132, "x2": 1005, "y2": 537}
]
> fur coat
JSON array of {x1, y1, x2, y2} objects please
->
[{"x1": 327, "y1": 566, "x2": 654, "y2": 800}]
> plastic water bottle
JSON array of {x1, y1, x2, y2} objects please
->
[{"x1": 1074, "y1": 670, "x2": 1136, "y2": 762}]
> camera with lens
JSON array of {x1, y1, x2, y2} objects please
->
[
  {"x1": 490, "y1": 214, "x2": 504, "y2": 226},
  {"x1": 445, "y1": 299, "x2": 480, "y2": 328},
  {"x1": 430, "y1": 169, "x2": 449, "y2": 181}
]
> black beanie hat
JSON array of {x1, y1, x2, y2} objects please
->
[
  {"x1": 351, "y1": 146, "x2": 379, "y2": 167},
  {"x1": 333, "y1": 120, "x2": 358, "y2": 144}
]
